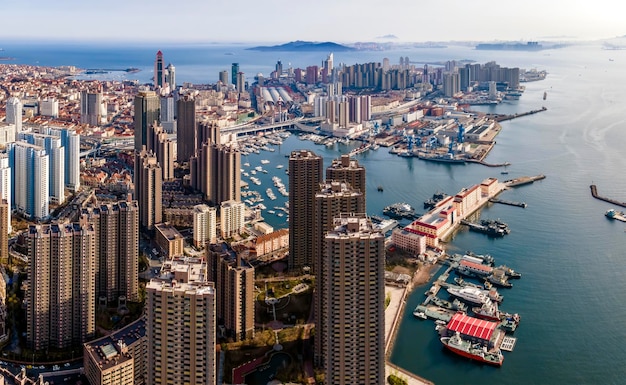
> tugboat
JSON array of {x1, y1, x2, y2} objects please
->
[{"x1": 440, "y1": 332, "x2": 504, "y2": 366}]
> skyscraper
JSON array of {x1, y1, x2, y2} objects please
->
[
  {"x1": 134, "y1": 91, "x2": 160, "y2": 153},
  {"x1": 80, "y1": 90, "x2": 103, "y2": 126},
  {"x1": 146, "y1": 258, "x2": 216, "y2": 385},
  {"x1": 231, "y1": 63, "x2": 239, "y2": 86},
  {"x1": 206, "y1": 250, "x2": 255, "y2": 342},
  {"x1": 236, "y1": 72, "x2": 245, "y2": 93},
  {"x1": 19, "y1": 132, "x2": 65, "y2": 205},
  {"x1": 9, "y1": 142, "x2": 49, "y2": 220},
  {"x1": 313, "y1": 181, "x2": 365, "y2": 365},
  {"x1": 318, "y1": 214, "x2": 385, "y2": 384},
  {"x1": 81, "y1": 200, "x2": 139, "y2": 303},
  {"x1": 0, "y1": 154, "x2": 12, "y2": 235},
  {"x1": 27, "y1": 222, "x2": 96, "y2": 351},
  {"x1": 154, "y1": 51, "x2": 164, "y2": 89},
  {"x1": 0, "y1": 201, "x2": 8, "y2": 263},
  {"x1": 6, "y1": 96, "x2": 22, "y2": 133},
  {"x1": 443, "y1": 72, "x2": 460, "y2": 97},
  {"x1": 0, "y1": 122, "x2": 16, "y2": 146},
  {"x1": 326, "y1": 154, "x2": 366, "y2": 207},
  {"x1": 219, "y1": 70, "x2": 229, "y2": 86},
  {"x1": 220, "y1": 200, "x2": 245, "y2": 239},
  {"x1": 176, "y1": 94, "x2": 197, "y2": 163},
  {"x1": 134, "y1": 149, "x2": 162, "y2": 230},
  {"x1": 150, "y1": 123, "x2": 175, "y2": 181},
  {"x1": 165, "y1": 63, "x2": 176, "y2": 91},
  {"x1": 45, "y1": 127, "x2": 80, "y2": 192},
  {"x1": 288, "y1": 150, "x2": 322, "y2": 270},
  {"x1": 193, "y1": 204, "x2": 217, "y2": 248},
  {"x1": 191, "y1": 142, "x2": 240, "y2": 207}
]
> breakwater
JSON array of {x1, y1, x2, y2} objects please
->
[
  {"x1": 590, "y1": 184, "x2": 626, "y2": 208},
  {"x1": 494, "y1": 107, "x2": 548, "y2": 122}
]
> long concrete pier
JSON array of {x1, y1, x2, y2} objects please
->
[
  {"x1": 504, "y1": 174, "x2": 546, "y2": 187},
  {"x1": 590, "y1": 184, "x2": 626, "y2": 208},
  {"x1": 495, "y1": 106, "x2": 548, "y2": 122}
]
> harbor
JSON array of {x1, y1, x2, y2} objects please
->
[{"x1": 411, "y1": 252, "x2": 521, "y2": 366}]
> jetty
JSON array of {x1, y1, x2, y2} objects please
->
[
  {"x1": 466, "y1": 159, "x2": 511, "y2": 167},
  {"x1": 495, "y1": 107, "x2": 548, "y2": 122},
  {"x1": 489, "y1": 198, "x2": 527, "y2": 208},
  {"x1": 504, "y1": 174, "x2": 546, "y2": 187},
  {"x1": 590, "y1": 184, "x2": 626, "y2": 209}
]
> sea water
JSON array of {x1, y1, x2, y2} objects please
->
[{"x1": 4, "y1": 41, "x2": 626, "y2": 384}]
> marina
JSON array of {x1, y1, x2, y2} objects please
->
[{"x1": 410, "y1": 250, "x2": 521, "y2": 366}]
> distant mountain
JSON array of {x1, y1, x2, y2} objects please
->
[{"x1": 247, "y1": 40, "x2": 355, "y2": 52}]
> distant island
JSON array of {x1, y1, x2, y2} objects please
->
[
  {"x1": 247, "y1": 40, "x2": 355, "y2": 52},
  {"x1": 475, "y1": 41, "x2": 566, "y2": 51},
  {"x1": 476, "y1": 41, "x2": 545, "y2": 51}
]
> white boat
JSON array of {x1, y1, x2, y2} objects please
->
[
  {"x1": 261, "y1": 159, "x2": 270, "y2": 164},
  {"x1": 414, "y1": 311, "x2": 427, "y2": 319},
  {"x1": 446, "y1": 286, "x2": 490, "y2": 305},
  {"x1": 276, "y1": 165, "x2": 284, "y2": 169},
  {"x1": 268, "y1": 210, "x2": 276, "y2": 214},
  {"x1": 243, "y1": 162, "x2": 250, "y2": 167}
]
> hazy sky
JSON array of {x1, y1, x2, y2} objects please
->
[{"x1": 1, "y1": 0, "x2": 623, "y2": 43}]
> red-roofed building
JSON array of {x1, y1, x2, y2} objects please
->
[
  {"x1": 459, "y1": 259, "x2": 493, "y2": 276},
  {"x1": 445, "y1": 312, "x2": 501, "y2": 349}
]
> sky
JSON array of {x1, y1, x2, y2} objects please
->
[{"x1": 1, "y1": 0, "x2": 623, "y2": 44}]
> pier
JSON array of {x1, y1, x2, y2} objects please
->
[
  {"x1": 494, "y1": 106, "x2": 548, "y2": 122},
  {"x1": 466, "y1": 159, "x2": 511, "y2": 167},
  {"x1": 504, "y1": 174, "x2": 546, "y2": 187},
  {"x1": 590, "y1": 184, "x2": 626, "y2": 208},
  {"x1": 489, "y1": 198, "x2": 527, "y2": 208}
]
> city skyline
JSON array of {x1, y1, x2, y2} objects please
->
[{"x1": 0, "y1": 0, "x2": 624, "y2": 44}]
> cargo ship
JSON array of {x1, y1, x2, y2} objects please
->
[{"x1": 440, "y1": 332, "x2": 504, "y2": 366}]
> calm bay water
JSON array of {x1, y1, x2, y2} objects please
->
[{"x1": 4, "y1": 41, "x2": 626, "y2": 384}]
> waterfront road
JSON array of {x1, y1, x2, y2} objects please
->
[{"x1": 384, "y1": 284, "x2": 434, "y2": 385}]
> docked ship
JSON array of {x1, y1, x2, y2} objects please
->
[
  {"x1": 424, "y1": 191, "x2": 447, "y2": 210},
  {"x1": 418, "y1": 153, "x2": 466, "y2": 164},
  {"x1": 486, "y1": 271, "x2": 513, "y2": 288},
  {"x1": 453, "y1": 279, "x2": 504, "y2": 303},
  {"x1": 431, "y1": 296, "x2": 468, "y2": 312},
  {"x1": 383, "y1": 202, "x2": 416, "y2": 219},
  {"x1": 461, "y1": 219, "x2": 510, "y2": 237},
  {"x1": 605, "y1": 209, "x2": 626, "y2": 222},
  {"x1": 440, "y1": 332, "x2": 504, "y2": 366},
  {"x1": 472, "y1": 299, "x2": 501, "y2": 322},
  {"x1": 446, "y1": 286, "x2": 490, "y2": 305}
]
